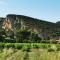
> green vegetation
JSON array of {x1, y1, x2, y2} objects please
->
[
  {"x1": 0, "y1": 14, "x2": 60, "y2": 43},
  {"x1": 0, "y1": 28, "x2": 59, "y2": 43},
  {"x1": 0, "y1": 43, "x2": 60, "y2": 51},
  {"x1": 0, "y1": 28, "x2": 42, "y2": 43},
  {"x1": 0, "y1": 43, "x2": 60, "y2": 60},
  {"x1": 0, "y1": 14, "x2": 60, "y2": 60}
]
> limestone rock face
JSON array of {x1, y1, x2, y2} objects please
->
[
  {"x1": 0, "y1": 14, "x2": 60, "y2": 40},
  {"x1": 6, "y1": 14, "x2": 21, "y2": 30},
  {"x1": 2, "y1": 19, "x2": 13, "y2": 31}
]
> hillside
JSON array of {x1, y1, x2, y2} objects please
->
[{"x1": 0, "y1": 14, "x2": 60, "y2": 43}]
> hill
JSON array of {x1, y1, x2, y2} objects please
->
[{"x1": 0, "y1": 14, "x2": 60, "y2": 43}]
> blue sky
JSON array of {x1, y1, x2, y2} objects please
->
[{"x1": 0, "y1": 0, "x2": 60, "y2": 22}]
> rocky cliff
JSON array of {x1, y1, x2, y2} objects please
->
[{"x1": 0, "y1": 14, "x2": 60, "y2": 41}]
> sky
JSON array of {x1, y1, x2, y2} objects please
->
[{"x1": 0, "y1": 0, "x2": 60, "y2": 23}]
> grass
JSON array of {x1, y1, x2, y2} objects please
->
[
  {"x1": 0, "y1": 43, "x2": 60, "y2": 60},
  {"x1": 6, "y1": 50, "x2": 24, "y2": 60},
  {"x1": 0, "y1": 48, "x2": 17, "y2": 60},
  {"x1": 29, "y1": 49, "x2": 60, "y2": 60}
]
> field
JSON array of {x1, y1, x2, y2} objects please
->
[{"x1": 0, "y1": 43, "x2": 60, "y2": 60}]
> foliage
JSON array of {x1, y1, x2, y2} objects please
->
[
  {"x1": 22, "y1": 44, "x2": 31, "y2": 52},
  {"x1": 0, "y1": 43, "x2": 60, "y2": 60},
  {"x1": 0, "y1": 43, "x2": 59, "y2": 51},
  {"x1": 15, "y1": 43, "x2": 23, "y2": 49}
]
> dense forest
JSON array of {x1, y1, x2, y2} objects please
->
[{"x1": 0, "y1": 14, "x2": 60, "y2": 43}]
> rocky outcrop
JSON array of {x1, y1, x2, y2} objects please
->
[
  {"x1": 0, "y1": 14, "x2": 60, "y2": 40},
  {"x1": 2, "y1": 19, "x2": 13, "y2": 31}
]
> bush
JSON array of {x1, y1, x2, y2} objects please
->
[
  {"x1": 47, "y1": 44, "x2": 51, "y2": 48},
  {"x1": 0, "y1": 43, "x2": 5, "y2": 49},
  {"x1": 56, "y1": 44, "x2": 60, "y2": 51},
  {"x1": 4, "y1": 43, "x2": 15, "y2": 48},
  {"x1": 47, "y1": 45, "x2": 57, "y2": 52},
  {"x1": 15, "y1": 43, "x2": 23, "y2": 49},
  {"x1": 47, "y1": 48, "x2": 55, "y2": 52},
  {"x1": 39, "y1": 44, "x2": 48, "y2": 49},
  {"x1": 32, "y1": 44, "x2": 39, "y2": 49},
  {"x1": 22, "y1": 44, "x2": 31, "y2": 52}
]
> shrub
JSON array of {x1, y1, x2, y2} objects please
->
[
  {"x1": 40, "y1": 44, "x2": 48, "y2": 49},
  {"x1": 0, "y1": 43, "x2": 5, "y2": 49},
  {"x1": 47, "y1": 45, "x2": 57, "y2": 52},
  {"x1": 47, "y1": 48, "x2": 55, "y2": 52},
  {"x1": 32, "y1": 44, "x2": 39, "y2": 49},
  {"x1": 15, "y1": 43, "x2": 23, "y2": 49},
  {"x1": 22, "y1": 44, "x2": 31, "y2": 52},
  {"x1": 47, "y1": 44, "x2": 51, "y2": 48},
  {"x1": 4, "y1": 43, "x2": 15, "y2": 48},
  {"x1": 56, "y1": 44, "x2": 60, "y2": 51}
]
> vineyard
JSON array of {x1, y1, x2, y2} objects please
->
[{"x1": 0, "y1": 43, "x2": 60, "y2": 60}]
